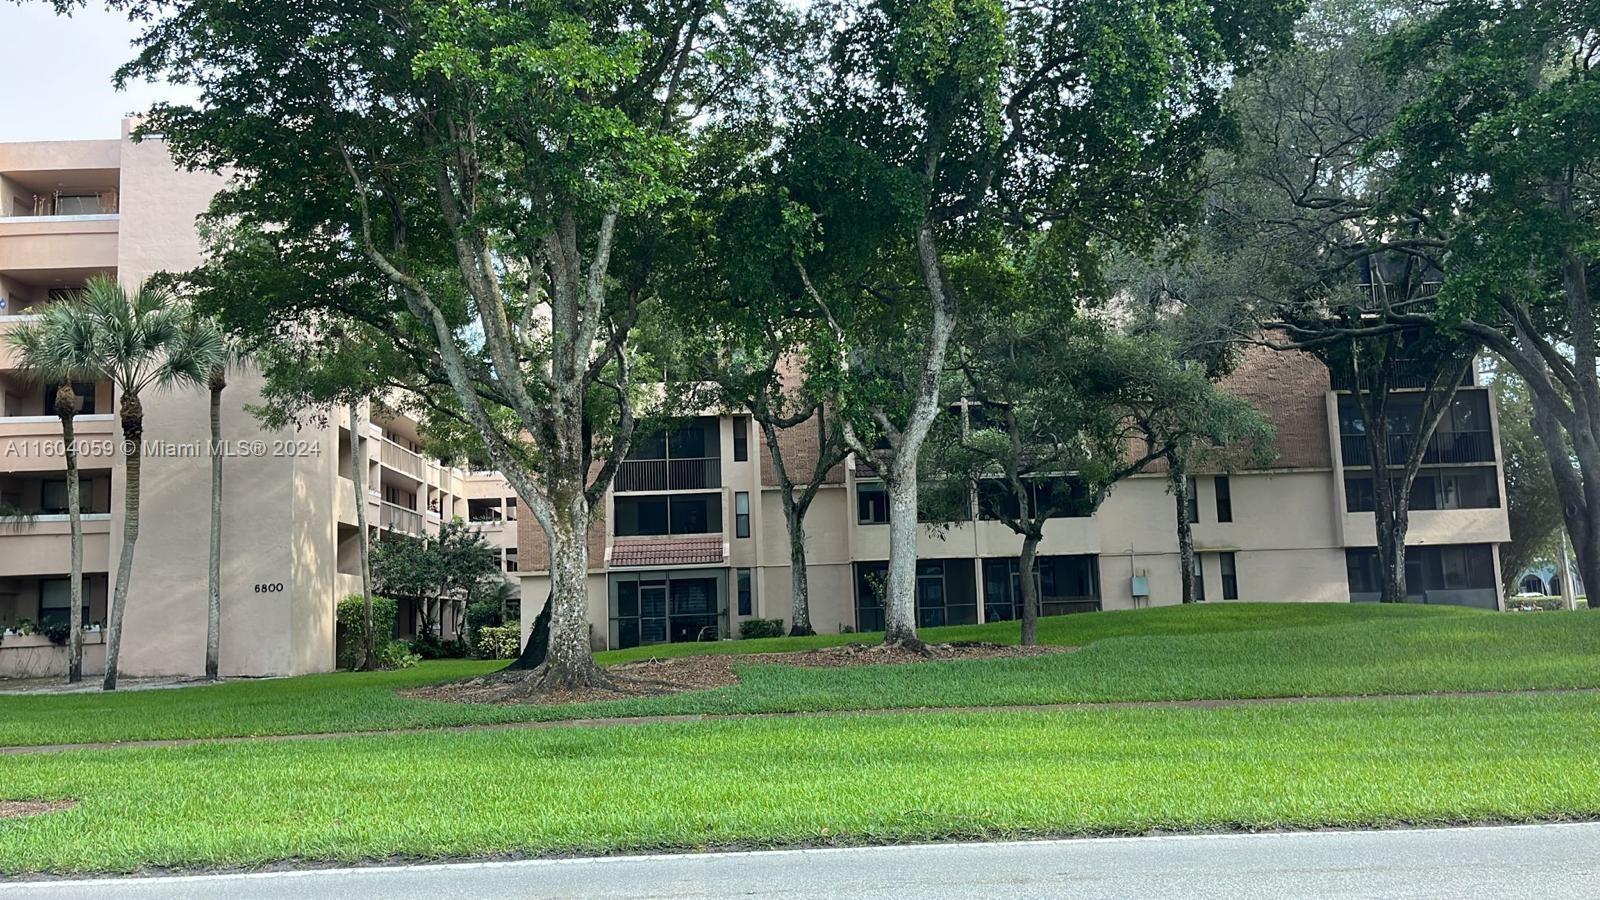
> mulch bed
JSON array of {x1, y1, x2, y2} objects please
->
[
  {"x1": 0, "y1": 799, "x2": 77, "y2": 820},
  {"x1": 403, "y1": 641, "x2": 1075, "y2": 707}
]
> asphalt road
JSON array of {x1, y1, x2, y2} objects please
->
[{"x1": 5, "y1": 822, "x2": 1598, "y2": 899}]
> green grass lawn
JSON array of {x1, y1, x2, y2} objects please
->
[
  {"x1": 1, "y1": 692, "x2": 1596, "y2": 874},
  {"x1": 0, "y1": 603, "x2": 1594, "y2": 748}
]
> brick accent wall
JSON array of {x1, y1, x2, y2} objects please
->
[
  {"x1": 759, "y1": 412, "x2": 847, "y2": 488},
  {"x1": 1216, "y1": 344, "x2": 1333, "y2": 470},
  {"x1": 515, "y1": 500, "x2": 609, "y2": 573},
  {"x1": 1126, "y1": 344, "x2": 1334, "y2": 474}
]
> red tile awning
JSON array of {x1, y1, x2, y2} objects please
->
[{"x1": 610, "y1": 536, "x2": 725, "y2": 568}]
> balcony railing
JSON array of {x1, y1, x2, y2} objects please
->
[
  {"x1": 615, "y1": 457, "x2": 721, "y2": 492},
  {"x1": 1340, "y1": 430, "x2": 1496, "y2": 467},
  {"x1": 380, "y1": 502, "x2": 424, "y2": 536},
  {"x1": 380, "y1": 440, "x2": 424, "y2": 480}
]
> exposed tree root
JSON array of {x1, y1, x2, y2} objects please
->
[{"x1": 408, "y1": 641, "x2": 1075, "y2": 707}]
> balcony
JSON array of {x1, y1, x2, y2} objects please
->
[
  {"x1": 379, "y1": 439, "x2": 424, "y2": 480},
  {"x1": 0, "y1": 214, "x2": 119, "y2": 275},
  {"x1": 0, "y1": 414, "x2": 118, "y2": 473},
  {"x1": 0, "y1": 514, "x2": 113, "y2": 577},
  {"x1": 615, "y1": 457, "x2": 721, "y2": 492},
  {"x1": 1340, "y1": 431, "x2": 1496, "y2": 468},
  {"x1": 380, "y1": 501, "x2": 424, "y2": 536}
]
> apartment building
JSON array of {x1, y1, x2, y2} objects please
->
[
  {"x1": 517, "y1": 346, "x2": 1511, "y2": 651},
  {"x1": 0, "y1": 124, "x2": 516, "y2": 678}
]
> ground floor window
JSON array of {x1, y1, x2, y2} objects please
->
[
  {"x1": 38, "y1": 578, "x2": 90, "y2": 629},
  {"x1": 981, "y1": 556, "x2": 1101, "y2": 621},
  {"x1": 610, "y1": 571, "x2": 726, "y2": 649},
  {"x1": 854, "y1": 560, "x2": 978, "y2": 631},
  {"x1": 1346, "y1": 544, "x2": 1497, "y2": 607},
  {"x1": 1219, "y1": 552, "x2": 1238, "y2": 600}
]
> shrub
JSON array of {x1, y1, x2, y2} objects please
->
[
  {"x1": 473, "y1": 623, "x2": 522, "y2": 659},
  {"x1": 410, "y1": 631, "x2": 470, "y2": 659},
  {"x1": 375, "y1": 640, "x2": 420, "y2": 669},
  {"x1": 335, "y1": 595, "x2": 399, "y2": 670},
  {"x1": 41, "y1": 621, "x2": 71, "y2": 646},
  {"x1": 739, "y1": 618, "x2": 785, "y2": 639}
]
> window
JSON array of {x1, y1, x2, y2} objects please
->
[
  {"x1": 40, "y1": 478, "x2": 93, "y2": 515},
  {"x1": 732, "y1": 416, "x2": 749, "y2": 462},
  {"x1": 737, "y1": 568, "x2": 753, "y2": 616},
  {"x1": 503, "y1": 548, "x2": 519, "y2": 573},
  {"x1": 38, "y1": 579, "x2": 87, "y2": 628},
  {"x1": 1185, "y1": 476, "x2": 1200, "y2": 524},
  {"x1": 857, "y1": 480, "x2": 889, "y2": 524},
  {"x1": 856, "y1": 560, "x2": 978, "y2": 630},
  {"x1": 1345, "y1": 544, "x2": 1497, "y2": 601},
  {"x1": 669, "y1": 494, "x2": 719, "y2": 534},
  {"x1": 982, "y1": 556, "x2": 1101, "y2": 621},
  {"x1": 1192, "y1": 554, "x2": 1206, "y2": 601},
  {"x1": 613, "y1": 493, "x2": 722, "y2": 536},
  {"x1": 1343, "y1": 468, "x2": 1501, "y2": 513},
  {"x1": 854, "y1": 563, "x2": 887, "y2": 632},
  {"x1": 1220, "y1": 552, "x2": 1238, "y2": 600},
  {"x1": 734, "y1": 491, "x2": 751, "y2": 538},
  {"x1": 1214, "y1": 476, "x2": 1233, "y2": 523},
  {"x1": 977, "y1": 476, "x2": 1092, "y2": 522},
  {"x1": 503, "y1": 497, "x2": 517, "y2": 521}
]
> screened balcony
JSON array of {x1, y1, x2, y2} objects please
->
[{"x1": 615, "y1": 417, "x2": 721, "y2": 491}]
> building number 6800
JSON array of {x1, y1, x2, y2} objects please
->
[{"x1": 253, "y1": 582, "x2": 285, "y2": 594}]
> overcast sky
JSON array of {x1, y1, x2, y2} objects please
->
[{"x1": 0, "y1": 5, "x2": 199, "y2": 142}]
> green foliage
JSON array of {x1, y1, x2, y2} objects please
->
[
  {"x1": 6, "y1": 276, "x2": 224, "y2": 401},
  {"x1": 1494, "y1": 368, "x2": 1565, "y2": 588},
  {"x1": 334, "y1": 594, "x2": 398, "y2": 671},
  {"x1": 473, "y1": 624, "x2": 523, "y2": 660},
  {"x1": 375, "y1": 641, "x2": 421, "y2": 670},
  {"x1": 40, "y1": 621, "x2": 71, "y2": 647},
  {"x1": 738, "y1": 619, "x2": 786, "y2": 640},
  {"x1": 370, "y1": 521, "x2": 504, "y2": 632},
  {"x1": 410, "y1": 633, "x2": 470, "y2": 661}
]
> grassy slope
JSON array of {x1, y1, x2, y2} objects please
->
[
  {"x1": 0, "y1": 603, "x2": 1595, "y2": 748},
  {"x1": 1, "y1": 692, "x2": 1596, "y2": 874}
]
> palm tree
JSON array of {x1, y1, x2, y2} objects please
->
[
  {"x1": 28, "y1": 276, "x2": 224, "y2": 690},
  {"x1": 194, "y1": 317, "x2": 238, "y2": 682},
  {"x1": 8, "y1": 310, "x2": 105, "y2": 683}
]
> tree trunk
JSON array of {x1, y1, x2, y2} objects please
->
[
  {"x1": 784, "y1": 494, "x2": 815, "y2": 637},
  {"x1": 205, "y1": 373, "x2": 224, "y2": 680},
  {"x1": 349, "y1": 400, "x2": 375, "y2": 669},
  {"x1": 1018, "y1": 530, "x2": 1042, "y2": 646},
  {"x1": 1171, "y1": 464, "x2": 1196, "y2": 604},
  {"x1": 506, "y1": 586, "x2": 552, "y2": 670},
  {"x1": 104, "y1": 392, "x2": 144, "y2": 691},
  {"x1": 533, "y1": 502, "x2": 608, "y2": 688},
  {"x1": 56, "y1": 388, "x2": 83, "y2": 684},
  {"x1": 881, "y1": 467, "x2": 923, "y2": 646},
  {"x1": 1374, "y1": 503, "x2": 1410, "y2": 603}
]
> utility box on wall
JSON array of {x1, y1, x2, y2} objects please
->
[{"x1": 1131, "y1": 570, "x2": 1150, "y2": 600}]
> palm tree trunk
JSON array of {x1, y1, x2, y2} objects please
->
[
  {"x1": 205, "y1": 372, "x2": 225, "y2": 680},
  {"x1": 349, "y1": 400, "x2": 375, "y2": 669},
  {"x1": 104, "y1": 392, "x2": 144, "y2": 691},
  {"x1": 57, "y1": 390, "x2": 84, "y2": 685}
]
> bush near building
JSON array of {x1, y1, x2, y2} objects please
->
[
  {"x1": 472, "y1": 624, "x2": 522, "y2": 660},
  {"x1": 334, "y1": 595, "x2": 414, "y2": 670},
  {"x1": 739, "y1": 619, "x2": 786, "y2": 639}
]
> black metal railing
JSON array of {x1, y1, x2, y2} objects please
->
[
  {"x1": 1340, "y1": 430, "x2": 1496, "y2": 467},
  {"x1": 615, "y1": 457, "x2": 721, "y2": 492}
]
